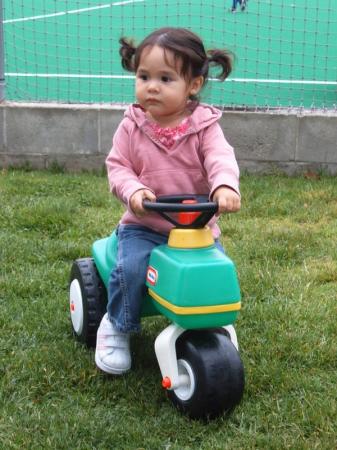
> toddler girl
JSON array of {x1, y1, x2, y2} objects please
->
[{"x1": 95, "y1": 27, "x2": 241, "y2": 375}]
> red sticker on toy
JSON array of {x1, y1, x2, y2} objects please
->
[{"x1": 146, "y1": 266, "x2": 158, "y2": 286}]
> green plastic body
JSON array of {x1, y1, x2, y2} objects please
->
[
  {"x1": 92, "y1": 230, "x2": 241, "y2": 329},
  {"x1": 146, "y1": 244, "x2": 240, "y2": 328}
]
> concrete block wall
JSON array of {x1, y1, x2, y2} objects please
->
[{"x1": 1, "y1": 102, "x2": 337, "y2": 174}]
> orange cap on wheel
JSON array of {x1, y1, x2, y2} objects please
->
[{"x1": 162, "y1": 377, "x2": 172, "y2": 389}]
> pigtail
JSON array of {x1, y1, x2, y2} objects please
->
[
  {"x1": 119, "y1": 37, "x2": 137, "y2": 72},
  {"x1": 206, "y1": 49, "x2": 233, "y2": 81}
]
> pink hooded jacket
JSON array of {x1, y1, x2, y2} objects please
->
[{"x1": 106, "y1": 103, "x2": 240, "y2": 237}]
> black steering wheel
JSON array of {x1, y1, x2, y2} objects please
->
[{"x1": 143, "y1": 194, "x2": 218, "y2": 228}]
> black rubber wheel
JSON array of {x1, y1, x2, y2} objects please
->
[
  {"x1": 69, "y1": 258, "x2": 107, "y2": 347},
  {"x1": 167, "y1": 329, "x2": 244, "y2": 420}
]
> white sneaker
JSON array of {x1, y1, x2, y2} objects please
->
[{"x1": 95, "y1": 314, "x2": 131, "y2": 374}]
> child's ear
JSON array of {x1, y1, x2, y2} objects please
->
[{"x1": 190, "y1": 76, "x2": 204, "y2": 96}]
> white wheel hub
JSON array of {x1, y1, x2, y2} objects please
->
[
  {"x1": 173, "y1": 359, "x2": 196, "y2": 401},
  {"x1": 69, "y1": 279, "x2": 84, "y2": 335}
]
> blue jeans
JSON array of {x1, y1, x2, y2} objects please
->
[{"x1": 107, "y1": 224, "x2": 225, "y2": 333}]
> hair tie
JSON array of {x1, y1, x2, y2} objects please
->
[{"x1": 201, "y1": 58, "x2": 210, "y2": 76}]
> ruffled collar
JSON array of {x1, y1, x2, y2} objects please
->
[{"x1": 147, "y1": 118, "x2": 190, "y2": 149}]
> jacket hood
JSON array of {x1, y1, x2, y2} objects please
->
[{"x1": 124, "y1": 102, "x2": 222, "y2": 132}]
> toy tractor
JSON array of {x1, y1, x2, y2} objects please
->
[{"x1": 69, "y1": 195, "x2": 244, "y2": 420}]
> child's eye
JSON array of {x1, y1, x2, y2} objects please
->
[
  {"x1": 161, "y1": 76, "x2": 171, "y2": 83},
  {"x1": 138, "y1": 74, "x2": 148, "y2": 81}
]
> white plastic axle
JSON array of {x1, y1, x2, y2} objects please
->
[{"x1": 154, "y1": 323, "x2": 185, "y2": 390}]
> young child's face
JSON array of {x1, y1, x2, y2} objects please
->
[{"x1": 135, "y1": 45, "x2": 202, "y2": 126}]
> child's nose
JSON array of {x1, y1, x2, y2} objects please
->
[{"x1": 148, "y1": 80, "x2": 159, "y2": 92}]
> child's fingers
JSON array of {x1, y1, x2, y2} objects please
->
[
  {"x1": 217, "y1": 195, "x2": 240, "y2": 214},
  {"x1": 142, "y1": 189, "x2": 156, "y2": 202},
  {"x1": 134, "y1": 189, "x2": 156, "y2": 217}
]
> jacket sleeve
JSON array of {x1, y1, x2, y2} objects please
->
[
  {"x1": 200, "y1": 122, "x2": 240, "y2": 198},
  {"x1": 105, "y1": 119, "x2": 152, "y2": 205}
]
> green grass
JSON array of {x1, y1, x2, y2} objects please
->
[{"x1": 0, "y1": 169, "x2": 336, "y2": 449}]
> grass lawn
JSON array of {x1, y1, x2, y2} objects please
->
[{"x1": 0, "y1": 169, "x2": 336, "y2": 449}]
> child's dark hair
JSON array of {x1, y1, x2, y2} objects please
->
[{"x1": 119, "y1": 27, "x2": 233, "y2": 96}]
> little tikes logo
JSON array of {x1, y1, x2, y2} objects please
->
[{"x1": 146, "y1": 266, "x2": 158, "y2": 286}]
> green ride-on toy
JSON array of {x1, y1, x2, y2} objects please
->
[{"x1": 69, "y1": 195, "x2": 244, "y2": 420}]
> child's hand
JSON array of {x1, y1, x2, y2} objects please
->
[
  {"x1": 212, "y1": 186, "x2": 241, "y2": 215},
  {"x1": 130, "y1": 189, "x2": 156, "y2": 217}
]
